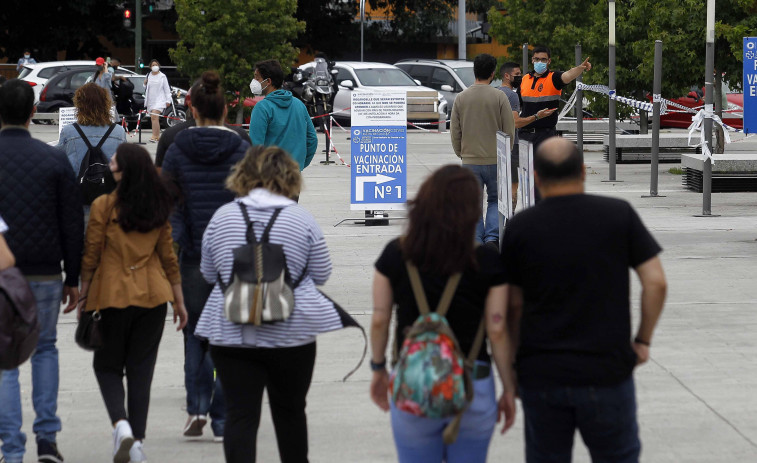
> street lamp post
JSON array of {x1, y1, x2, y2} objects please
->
[
  {"x1": 360, "y1": 0, "x2": 366, "y2": 62},
  {"x1": 701, "y1": 0, "x2": 716, "y2": 215},
  {"x1": 607, "y1": 0, "x2": 617, "y2": 181},
  {"x1": 458, "y1": 0, "x2": 466, "y2": 59}
]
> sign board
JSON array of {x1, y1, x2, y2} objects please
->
[
  {"x1": 496, "y1": 131, "x2": 512, "y2": 218},
  {"x1": 350, "y1": 92, "x2": 407, "y2": 210},
  {"x1": 743, "y1": 37, "x2": 757, "y2": 134},
  {"x1": 58, "y1": 106, "x2": 119, "y2": 137},
  {"x1": 517, "y1": 140, "x2": 535, "y2": 210}
]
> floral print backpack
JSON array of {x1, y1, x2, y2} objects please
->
[{"x1": 389, "y1": 262, "x2": 486, "y2": 444}]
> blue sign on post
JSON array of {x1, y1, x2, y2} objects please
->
[
  {"x1": 743, "y1": 37, "x2": 757, "y2": 134},
  {"x1": 350, "y1": 92, "x2": 407, "y2": 210}
]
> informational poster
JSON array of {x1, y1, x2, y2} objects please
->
[
  {"x1": 743, "y1": 37, "x2": 757, "y2": 133},
  {"x1": 517, "y1": 139, "x2": 535, "y2": 210},
  {"x1": 350, "y1": 92, "x2": 407, "y2": 210},
  {"x1": 496, "y1": 131, "x2": 512, "y2": 218},
  {"x1": 58, "y1": 106, "x2": 119, "y2": 137}
]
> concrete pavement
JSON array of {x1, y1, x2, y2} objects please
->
[{"x1": 7, "y1": 123, "x2": 757, "y2": 462}]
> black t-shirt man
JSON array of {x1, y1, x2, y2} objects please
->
[{"x1": 501, "y1": 194, "x2": 662, "y2": 387}]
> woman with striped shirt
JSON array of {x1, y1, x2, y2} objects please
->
[{"x1": 197, "y1": 145, "x2": 342, "y2": 463}]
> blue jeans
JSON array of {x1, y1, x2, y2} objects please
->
[
  {"x1": 519, "y1": 376, "x2": 641, "y2": 463},
  {"x1": 0, "y1": 280, "x2": 63, "y2": 463},
  {"x1": 390, "y1": 364, "x2": 497, "y2": 463},
  {"x1": 464, "y1": 164, "x2": 500, "y2": 243},
  {"x1": 181, "y1": 261, "x2": 225, "y2": 436}
]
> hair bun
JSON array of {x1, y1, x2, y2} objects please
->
[{"x1": 201, "y1": 71, "x2": 220, "y2": 94}]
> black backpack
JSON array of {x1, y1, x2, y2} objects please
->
[
  {"x1": 73, "y1": 123, "x2": 117, "y2": 205},
  {"x1": 0, "y1": 266, "x2": 39, "y2": 369}
]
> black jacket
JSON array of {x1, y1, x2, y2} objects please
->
[
  {"x1": 0, "y1": 128, "x2": 84, "y2": 286},
  {"x1": 155, "y1": 119, "x2": 251, "y2": 168},
  {"x1": 161, "y1": 126, "x2": 249, "y2": 263}
]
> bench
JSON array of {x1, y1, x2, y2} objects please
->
[
  {"x1": 682, "y1": 152, "x2": 757, "y2": 192},
  {"x1": 557, "y1": 119, "x2": 639, "y2": 144},
  {"x1": 603, "y1": 134, "x2": 700, "y2": 163}
]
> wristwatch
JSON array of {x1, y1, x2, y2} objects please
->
[
  {"x1": 534, "y1": 113, "x2": 540, "y2": 120},
  {"x1": 370, "y1": 359, "x2": 387, "y2": 371}
]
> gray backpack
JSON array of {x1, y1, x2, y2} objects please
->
[{"x1": 218, "y1": 203, "x2": 305, "y2": 325}]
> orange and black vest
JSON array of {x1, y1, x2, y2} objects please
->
[{"x1": 520, "y1": 71, "x2": 562, "y2": 128}]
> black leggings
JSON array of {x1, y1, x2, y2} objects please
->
[
  {"x1": 92, "y1": 304, "x2": 167, "y2": 440},
  {"x1": 210, "y1": 342, "x2": 316, "y2": 463}
]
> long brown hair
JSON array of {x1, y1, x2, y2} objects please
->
[
  {"x1": 74, "y1": 83, "x2": 112, "y2": 126},
  {"x1": 226, "y1": 145, "x2": 301, "y2": 199},
  {"x1": 401, "y1": 165, "x2": 481, "y2": 275}
]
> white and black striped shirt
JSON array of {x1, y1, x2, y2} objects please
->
[{"x1": 196, "y1": 199, "x2": 343, "y2": 347}]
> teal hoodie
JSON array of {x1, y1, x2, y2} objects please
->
[{"x1": 249, "y1": 89, "x2": 318, "y2": 170}]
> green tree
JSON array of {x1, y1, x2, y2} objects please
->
[
  {"x1": 170, "y1": 0, "x2": 304, "y2": 123},
  {"x1": 0, "y1": 0, "x2": 131, "y2": 64}
]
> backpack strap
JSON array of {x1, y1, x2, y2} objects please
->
[
  {"x1": 405, "y1": 262, "x2": 462, "y2": 317},
  {"x1": 261, "y1": 208, "x2": 283, "y2": 242},
  {"x1": 95, "y1": 124, "x2": 117, "y2": 149},
  {"x1": 237, "y1": 201, "x2": 258, "y2": 244},
  {"x1": 72, "y1": 123, "x2": 93, "y2": 150}
]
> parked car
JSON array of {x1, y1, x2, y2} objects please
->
[
  {"x1": 19, "y1": 60, "x2": 137, "y2": 104},
  {"x1": 395, "y1": 59, "x2": 502, "y2": 116},
  {"x1": 657, "y1": 86, "x2": 743, "y2": 129},
  {"x1": 298, "y1": 61, "x2": 447, "y2": 126},
  {"x1": 35, "y1": 69, "x2": 187, "y2": 129}
]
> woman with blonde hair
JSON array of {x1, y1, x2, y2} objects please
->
[
  {"x1": 197, "y1": 145, "x2": 351, "y2": 462},
  {"x1": 57, "y1": 82, "x2": 125, "y2": 175}
]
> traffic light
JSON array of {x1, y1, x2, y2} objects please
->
[
  {"x1": 145, "y1": 0, "x2": 155, "y2": 13},
  {"x1": 138, "y1": 57, "x2": 144, "y2": 69},
  {"x1": 123, "y1": 9, "x2": 132, "y2": 28}
]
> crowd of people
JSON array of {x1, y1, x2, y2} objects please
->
[{"x1": 1, "y1": 50, "x2": 667, "y2": 463}]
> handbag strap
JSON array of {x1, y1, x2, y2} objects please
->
[{"x1": 405, "y1": 262, "x2": 461, "y2": 317}]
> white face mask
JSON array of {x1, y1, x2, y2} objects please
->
[
  {"x1": 249, "y1": 78, "x2": 269, "y2": 95},
  {"x1": 151, "y1": 65, "x2": 159, "y2": 73},
  {"x1": 24, "y1": 54, "x2": 30, "y2": 59}
]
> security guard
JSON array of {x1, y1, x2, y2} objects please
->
[{"x1": 519, "y1": 46, "x2": 591, "y2": 151}]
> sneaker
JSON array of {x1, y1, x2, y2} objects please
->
[
  {"x1": 113, "y1": 420, "x2": 135, "y2": 463},
  {"x1": 37, "y1": 439, "x2": 64, "y2": 463},
  {"x1": 129, "y1": 441, "x2": 147, "y2": 463},
  {"x1": 183, "y1": 415, "x2": 207, "y2": 437}
]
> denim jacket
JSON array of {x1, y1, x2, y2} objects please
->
[{"x1": 56, "y1": 123, "x2": 126, "y2": 175}]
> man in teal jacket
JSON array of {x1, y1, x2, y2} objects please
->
[{"x1": 249, "y1": 59, "x2": 318, "y2": 170}]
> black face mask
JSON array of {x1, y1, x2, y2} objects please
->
[{"x1": 511, "y1": 75, "x2": 523, "y2": 88}]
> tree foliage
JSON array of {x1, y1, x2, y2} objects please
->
[
  {"x1": 170, "y1": 0, "x2": 303, "y2": 113},
  {"x1": 0, "y1": 0, "x2": 131, "y2": 63},
  {"x1": 367, "y1": 0, "x2": 498, "y2": 41},
  {"x1": 294, "y1": 1, "x2": 359, "y2": 59},
  {"x1": 488, "y1": 0, "x2": 756, "y2": 116}
]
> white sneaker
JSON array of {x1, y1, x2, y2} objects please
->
[
  {"x1": 129, "y1": 440, "x2": 147, "y2": 463},
  {"x1": 113, "y1": 420, "x2": 135, "y2": 463},
  {"x1": 183, "y1": 414, "x2": 207, "y2": 437}
]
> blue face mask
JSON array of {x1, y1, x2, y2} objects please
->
[{"x1": 534, "y1": 61, "x2": 548, "y2": 74}]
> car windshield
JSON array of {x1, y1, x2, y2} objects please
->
[
  {"x1": 18, "y1": 67, "x2": 32, "y2": 79},
  {"x1": 355, "y1": 68, "x2": 417, "y2": 86},
  {"x1": 452, "y1": 67, "x2": 475, "y2": 87}
]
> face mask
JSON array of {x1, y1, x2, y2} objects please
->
[
  {"x1": 534, "y1": 61, "x2": 548, "y2": 74},
  {"x1": 151, "y1": 65, "x2": 159, "y2": 72},
  {"x1": 511, "y1": 75, "x2": 523, "y2": 88},
  {"x1": 249, "y1": 78, "x2": 269, "y2": 95},
  {"x1": 24, "y1": 54, "x2": 30, "y2": 59}
]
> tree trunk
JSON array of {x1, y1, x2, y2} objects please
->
[
  {"x1": 235, "y1": 86, "x2": 245, "y2": 125},
  {"x1": 714, "y1": 72, "x2": 725, "y2": 154}
]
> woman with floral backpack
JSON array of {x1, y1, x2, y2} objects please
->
[{"x1": 370, "y1": 165, "x2": 516, "y2": 463}]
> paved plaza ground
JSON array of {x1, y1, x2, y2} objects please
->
[{"x1": 7, "y1": 123, "x2": 757, "y2": 462}]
